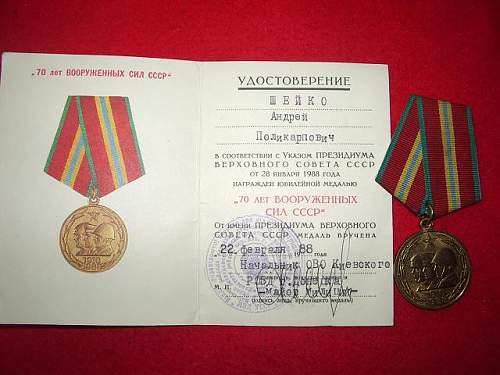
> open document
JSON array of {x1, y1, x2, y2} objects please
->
[{"x1": 0, "y1": 53, "x2": 392, "y2": 326}]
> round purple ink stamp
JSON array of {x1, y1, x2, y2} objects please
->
[{"x1": 206, "y1": 215, "x2": 302, "y2": 313}]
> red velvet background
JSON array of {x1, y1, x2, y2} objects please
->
[{"x1": 0, "y1": 1, "x2": 499, "y2": 374}]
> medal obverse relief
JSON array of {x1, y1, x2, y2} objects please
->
[
  {"x1": 60, "y1": 205, "x2": 128, "y2": 272},
  {"x1": 394, "y1": 230, "x2": 470, "y2": 309}
]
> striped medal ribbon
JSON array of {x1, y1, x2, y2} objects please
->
[
  {"x1": 376, "y1": 95, "x2": 480, "y2": 309},
  {"x1": 45, "y1": 96, "x2": 145, "y2": 272},
  {"x1": 45, "y1": 96, "x2": 145, "y2": 198}
]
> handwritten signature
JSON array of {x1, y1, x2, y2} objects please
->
[{"x1": 254, "y1": 228, "x2": 357, "y2": 320}]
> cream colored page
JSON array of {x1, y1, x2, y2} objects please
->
[
  {"x1": 0, "y1": 53, "x2": 199, "y2": 325},
  {"x1": 198, "y1": 61, "x2": 393, "y2": 326}
]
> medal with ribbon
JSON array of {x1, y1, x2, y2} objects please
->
[
  {"x1": 45, "y1": 96, "x2": 145, "y2": 272},
  {"x1": 376, "y1": 95, "x2": 481, "y2": 309}
]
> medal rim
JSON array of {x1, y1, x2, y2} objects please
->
[
  {"x1": 59, "y1": 203, "x2": 128, "y2": 273},
  {"x1": 394, "y1": 229, "x2": 471, "y2": 310}
]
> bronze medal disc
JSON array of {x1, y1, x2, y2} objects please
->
[
  {"x1": 394, "y1": 230, "x2": 471, "y2": 309},
  {"x1": 60, "y1": 204, "x2": 128, "y2": 272}
]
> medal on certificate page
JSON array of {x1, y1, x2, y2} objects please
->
[
  {"x1": 45, "y1": 96, "x2": 145, "y2": 272},
  {"x1": 376, "y1": 95, "x2": 481, "y2": 309}
]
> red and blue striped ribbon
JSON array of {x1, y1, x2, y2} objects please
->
[
  {"x1": 44, "y1": 96, "x2": 145, "y2": 198},
  {"x1": 376, "y1": 95, "x2": 481, "y2": 217}
]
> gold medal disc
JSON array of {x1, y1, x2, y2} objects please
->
[
  {"x1": 394, "y1": 230, "x2": 471, "y2": 309},
  {"x1": 59, "y1": 204, "x2": 128, "y2": 272}
]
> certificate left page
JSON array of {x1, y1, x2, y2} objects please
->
[{"x1": 0, "y1": 53, "x2": 200, "y2": 325}]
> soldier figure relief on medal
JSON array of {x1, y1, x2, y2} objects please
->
[
  {"x1": 45, "y1": 96, "x2": 145, "y2": 272},
  {"x1": 59, "y1": 190, "x2": 128, "y2": 272},
  {"x1": 394, "y1": 207, "x2": 471, "y2": 309}
]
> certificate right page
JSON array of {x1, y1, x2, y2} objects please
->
[{"x1": 198, "y1": 61, "x2": 393, "y2": 326}]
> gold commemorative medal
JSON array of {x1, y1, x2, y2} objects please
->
[
  {"x1": 376, "y1": 96, "x2": 481, "y2": 310},
  {"x1": 394, "y1": 215, "x2": 471, "y2": 309},
  {"x1": 45, "y1": 96, "x2": 145, "y2": 273},
  {"x1": 60, "y1": 194, "x2": 128, "y2": 273}
]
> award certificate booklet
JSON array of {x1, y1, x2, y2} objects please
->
[{"x1": 0, "y1": 53, "x2": 392, "y2": 326}]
